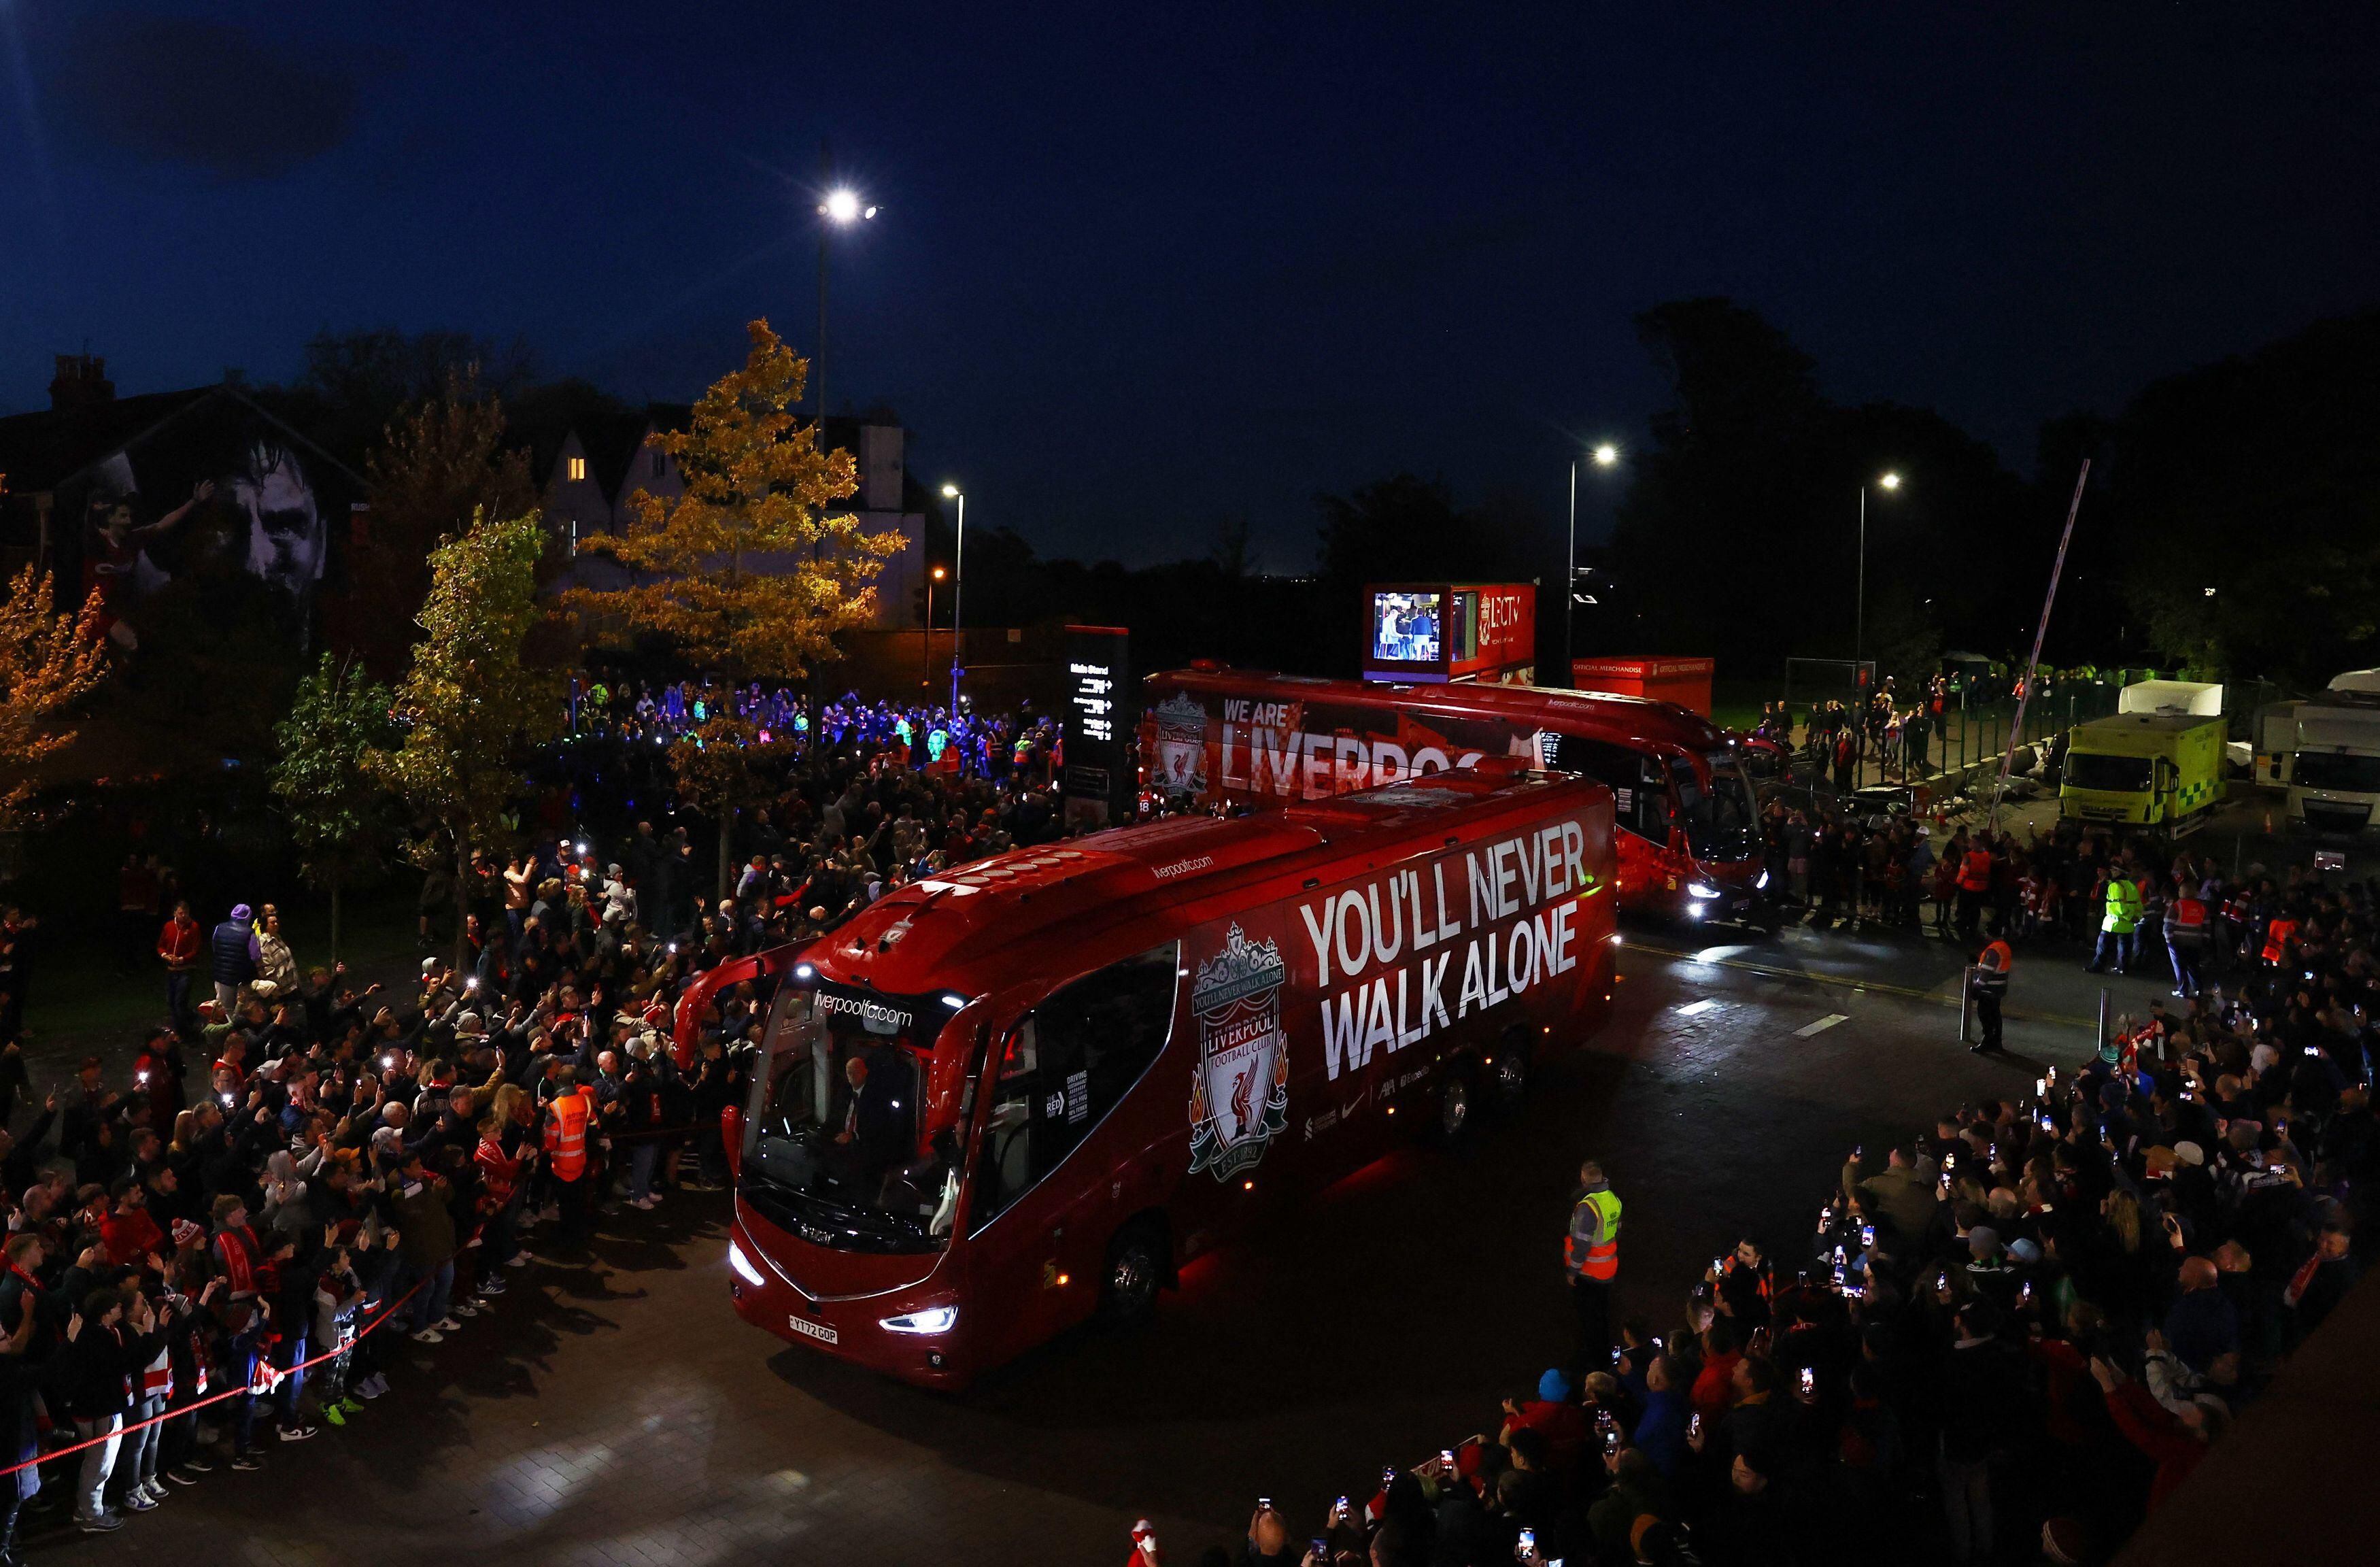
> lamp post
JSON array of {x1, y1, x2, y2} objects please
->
[
  {"x1": 941, "y1": 483, "x2": 966, "y2": 713},
  {"x1": 814, "y1": 185, "x2": 877, "y2": 432},
  {"x1": 1855, "y1": 470, "x2": 1902, "y2": 788},
  {"x1": 1566, "y1": 442, "x2": 1620, "y2": 681},
  {"x1": 1855, "y1": 470, "x2": 1902, "y2": 673},
  {"x1": 923, "y1": 565, "x2": 945, "y2": 690}
]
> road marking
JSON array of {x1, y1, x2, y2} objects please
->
[
  {"x1": 1676, "y1": 999, "x2": 1718, "y2": 1016},
  {"x1": 1795, "y1": 1013, "x2": 1850, "y2": 1038},
  {"x1": 1620, "y1": 937, "x2": 2095, "y2": 1029}
]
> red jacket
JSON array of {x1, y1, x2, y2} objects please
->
[
  {"x1": 156, "y1": 916, "x2": 203, "y2": 971},
  {"x1": 1692, "y1": 1350, "x2": 1741, "y2": 1423},
  {"x1": 101, "y1": 1208, "x2": 163, "y2": 1268},
  {"x1": 2107, "y1": 1381, "x2": 2207, "y2": 1510}
]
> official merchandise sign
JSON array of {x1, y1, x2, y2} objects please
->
[{"x1": 1063, "y1": 625, "x2": 1133, "y2": 827}]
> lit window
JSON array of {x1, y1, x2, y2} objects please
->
[{"x1": 567, "y1": 456, "x2": 587, "y2": 482}]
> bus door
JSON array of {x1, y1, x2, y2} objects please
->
[
  {"x1": 1548, "y1": 736, "x2": 1682, "y2": 897},
  {"x1": 963, "y1": 942, "x2": 1181, "y2": 1362}
]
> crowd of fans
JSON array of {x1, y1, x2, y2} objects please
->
[
  {"x1": 1193, "y1": 947, "x2": 2367, "y2": 1566},
  {"x1": 0, "y1": 707, "x2": 1079, "y2": 1554},
  {"x1": 566, "y1": 677, "x2": 1063, "y2": 784}
]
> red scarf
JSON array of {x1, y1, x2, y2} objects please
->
[
  {"x1": 214, "y1": 1225, "x2": 258, "y2": 1297},
  {"x1": 2284, "y1": 1251, "x2": 2326, "y2": 1307}
]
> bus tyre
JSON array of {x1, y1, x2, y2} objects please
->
[
  {"x1": 1102, "y1": 1223, "x2": 1166, "y2": 1326},
  {"x1": 1434, "y1": 1066, "x2": 1476, "y2": 1143},
  {"x1": 1489, "y1": 1040, "x2": 1530, "y2": 1113}
]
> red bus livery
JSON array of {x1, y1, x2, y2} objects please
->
[
  {"x1": 712, "y1": 766, "x2": 1616, "y2": 1387},
  {"x1": 1142, "y1": 667, "x2": 1764, "y2": 922}
]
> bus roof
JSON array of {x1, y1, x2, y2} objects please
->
[
  {"x1": 805, "y1": 768, "x2": 1605, "y2": 1001},
  {"x1": 1146, "y1": 665, "x2": 1733, "y2": 754}
]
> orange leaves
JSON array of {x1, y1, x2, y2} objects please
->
[
  {"x1": 564, "y1": 319, "x2": 906, "y2": 683},
  {"x1": 0, "y1": 568, "x2": 113, "y2": 824}
]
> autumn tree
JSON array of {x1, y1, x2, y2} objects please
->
[
  {"x1": 271, "y1": 654, "x2": 399, "y2": 963},
  {"x1": 368, "y1": 511, "x2": 559, "y2": 967},
  {"x1": 0, "y1": 569, "x2": 112, "y2": 828},
  {"x1": 325, "y1": 369, "x2": 539, "y2": 678},
  {"x1": 566, "y1": 318, "x2": 904, "y2": 894}
]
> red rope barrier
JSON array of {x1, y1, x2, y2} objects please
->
[{"x1": 0, "y1": 1274, "x2": 430, "y2": 1479}]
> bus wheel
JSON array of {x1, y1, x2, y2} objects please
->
[
  {"x1": 1489, "y1": 1041, "x2": 1530, "y2": 1112},
  {"x1": 1435, "y1": 1068, "x2": 1476, "y2": 1143},
  {"x1": 1102, "y1": 1222, "x2": 1166, "y2": 1325}
]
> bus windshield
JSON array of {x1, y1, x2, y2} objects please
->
[
  {"x1": 1675, "y1": 753, "x2": 1759, "y2": 862},
  {"x1": 741, "y1": 981, "x2": 962, "y2": 1253}
]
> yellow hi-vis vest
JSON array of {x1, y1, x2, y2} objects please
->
[{"x1": 1565, "y1": 1187, "x2": 1622, "y2": 1281}]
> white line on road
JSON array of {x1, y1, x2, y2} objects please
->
[
  {"x1": 1677, "y1": 999, "x2": 1718, "y2": 1016},
  {"x1": 1795, "y1": 1013, "x2": 1850, "y2": 1038}
]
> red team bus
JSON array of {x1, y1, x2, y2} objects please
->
[
  {"x1": 696, "y1": 765, "x2": 1616, "y2": 1387},
  {"x1": 1141, "y1": 665, "x2": 1765, "y2": 922}
]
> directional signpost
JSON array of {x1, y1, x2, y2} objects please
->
[{"x1": 1062, "y1": 625, "x2": 1133, "y2": 828}]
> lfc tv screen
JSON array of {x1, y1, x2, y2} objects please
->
[{"x1": 1372, "y1": 590, "x2": 1442, "y2": 665}]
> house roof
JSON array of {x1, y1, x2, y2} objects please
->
[{"x1": 0, "y1": 384, "x2": 366, "y2": 499}]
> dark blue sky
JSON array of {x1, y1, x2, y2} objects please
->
[{"x1": 4, "y1": 2, "x2": 2376, "y2": 567}]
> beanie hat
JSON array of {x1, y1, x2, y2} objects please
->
[
  {"x1": 1538, "y1": 1367, "x2": 1574, "y2": 1404},
  {"x1": 2007, "y1": 1236, "x2": 2043, "y2": 1265},
  {"x1": 229, "y1": 904, "x2": 252, "y2": 922},
  {"x1": 1967, "y1": 1225, "x2": 2001, "y2": 1258},
  {"x1": 171, "y1": 1219, "x2": 203, "y2": 1246},
  {"x1": 2174, "y1": 1140, "x2": 2206, "y2": 1167}
]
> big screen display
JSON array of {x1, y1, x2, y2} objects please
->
[{"x1": 1371, "y1": 590, "x2": 1443, "y2": 665}]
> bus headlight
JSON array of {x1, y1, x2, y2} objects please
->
[
  {"x1": 879, "y1": 1305, "x2": 958, "y2": 1335},
  {"x1": 1687, "y1": 901, "x2": 1708, "y2": 920},
  {"x1": 1688, "y1": 883, "x2": 1721, "y2": 900},
  {"x1": 728, "y1": 1240, "x2": 766, "y2": 1287}
]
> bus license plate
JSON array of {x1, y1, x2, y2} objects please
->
[{"x1": 787, "y1": 1315, "x2": 838, "y2": 1345}]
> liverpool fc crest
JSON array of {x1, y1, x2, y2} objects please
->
[
  {"x1": 1152, "y1": 691, "x2": 1210, "y2": 798},
  {"x1": 1186, "y1": 924, "x2": 1290, "y2": 1179}
]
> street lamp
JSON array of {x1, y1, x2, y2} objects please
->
[
  {"x1": 923, "y1": 565, "x2": 947, "y2": 689},
  {"x1": 1567, "y1": 442, "x2": 1621, "y2": 682},
  {"x1": 941, "y1": 483, "x2": 965, "y2": 713},
  {"x1": 1856, "y1": 471, "x2": 1904, "y2": 673},
  {"x1": 814, "y1": 185, "x2": 877, "y2": 431}
]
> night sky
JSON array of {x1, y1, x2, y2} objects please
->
[{"x1": 4, "y1": 3, "x2": 2376, "y2": 567}]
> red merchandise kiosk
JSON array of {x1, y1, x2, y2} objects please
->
[{"x1": 1570, "y1": 657, "x2": 1714, "y2": 718}]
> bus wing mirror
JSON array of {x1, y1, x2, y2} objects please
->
[{"x1": 721, "y1": 1104, "x2": 746, "y2": 1182}]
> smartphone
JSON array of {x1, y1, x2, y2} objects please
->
[
  {"x1": 1712, "y1": 1254, "x2": 1727, "y2": 1275},
  {"x1": 1604, "y1": 1429, "x2": 1621, "y2": 1455},
  {"x1": 1259, "y1": 1497, "x2": 1272, "y2": 1511},
  {"x1": 1381, "y1": 1465, "x2": 1397, "y2": 1490},
  {"x1": 2035, "y1": 1077, "x2": 2047, "y2": 1098},
  {"x1": 1440, "y1": 1448, "x2": 1455, "y2": 1468},
  {"x1": 2020, "y1": 1279, "x2": 2035, "y2": 1304},
  {"x1": 1517, "y1": 1529, "x2": 1537, "y2": 1556},
  {"x1": 1860, "y1": 1224, "x2": 1875, "y2": 1249},
  {"x1": 1688, "y1": 1411, "x2": 1703, "y2": 1440},
  {"x1": 1336, "y1": 1496, "x2": 1349, "y2": 1518},
  {"x1": 1311, "y1": 1542, "x2": 1329, "y2": 1562},
  {"x1": 1799, "y1": 1366, "x2": 1815, "y2": 1396}
]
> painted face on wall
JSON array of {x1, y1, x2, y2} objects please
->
[{"x1": 231, "y1": 440, "x2": 322, "y2": 594}]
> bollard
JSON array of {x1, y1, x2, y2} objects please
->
[
  {"x1": 2096, "y1": 988, "x2": 2110, "y2": 1053},
  {"x1": 1958, "y1": 964, "x2": 1976, "y2": 1043}
]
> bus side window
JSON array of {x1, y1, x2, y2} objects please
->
[
  {"x1": 968, "y1": 942, "x2": 1180, "y2": 1234},
  {"x1": 1553, "y1": 735, "x2": 1670, "y2": 844}
]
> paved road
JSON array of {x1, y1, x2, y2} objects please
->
[{"x1": 37, "y1": 924, "x2": 2116, "y2": 1566}]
